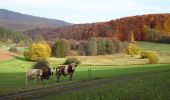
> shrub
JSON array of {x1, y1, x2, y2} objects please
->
[
  {"x1": 63, "y1": 57, "x2": 81, "y2": 65},
  {"x1": 32, "y1": 59, "x2": 49, "y2": 69},
  {"x1": 9, "y1": 47, "x2": 18, "y2": 52},
  {"x1": 141, "y1": 51, "x2": 159, "y2": 64},
  {"x1": 141, "y1": 51, "x2": 152, "y2": 58},
  {"x1": 125, "y1": 43, "x2": 141, "y2": 57},
  {"x1": 24, "y1": 43, "x2": 51, "y2": 61}
]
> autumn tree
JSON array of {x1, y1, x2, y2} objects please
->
[
  {"x1": 78, "y1": 39, "x2": 97, "y2": 56},
  {"x1": 141, "y1": 51, "x2": 159, "y2": 64},
  {"x1": 78, "y1": 41, "x2": 86, "y2": 56},
  {"x1": 147, "y1": 51, "x2": 159, "y2": 64},
  {"x1": 126, "y1": 43, "x2": 141, "y2": 57},
  {"x1": 69, "y1": 39, "x2": 79, "y2": 50},
  {"x1": 77, "y1": 38, "x2": 127, "y2": 56},
  {"x1": 86, "y1": 38, "x2": 97, "y2": 56},
  {"x1": 129, "y1": 32, "x2": 135, "y2": 43},
  {"x1": 24, "y1": 43, "x2": 51, "y2": 61}
]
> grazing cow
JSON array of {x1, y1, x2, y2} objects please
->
[
  {"x1": 56, "y1": 63, "x2": 77, "y2": 82},
  {"x1": 26, "y1": 69, "x2": 42, "y2": 85},
  {"x1": 41, "y1": 67, "x2": 53, "y2": 81}
]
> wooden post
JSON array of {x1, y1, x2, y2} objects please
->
[
  {"x1": 88, "y1": 68, "x2": 89, "y2": 80},
  {"x1": 88, "y1": 68, "x2": 92, "y2": 80},
  {"x1": 90, "y1": 68, "x2": 91, "y2": 80}
]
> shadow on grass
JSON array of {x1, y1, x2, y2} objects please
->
[{"x1": 13, "y1": 55, "x2": 27, "y2": 61}]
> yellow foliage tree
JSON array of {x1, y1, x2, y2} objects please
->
[
  {"x1": 24, "y1": 43, "x2": 51, "y2": 61},
  {"x1": 126, "y1": 43, "x2": 140, "y2": 57},
  {"x1": 141, "y1": 51, "x2": 159, "y2": 64}
]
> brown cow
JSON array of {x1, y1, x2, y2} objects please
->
[
  {"x1": 41, "y1": 67, "x2": 53, "y2": 81},
  {"x1": 56, "y1": 63, "x2": 77, "y2": 82},
  {"x1": 26, "y1": 69, "x2": 42, "y2": 85}
]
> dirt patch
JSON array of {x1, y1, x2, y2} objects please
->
[{"x1": 0, "y1": 51, "x2": 14, "y2": 61}]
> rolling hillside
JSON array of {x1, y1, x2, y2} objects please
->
[
  {"x1": 25, "y1": 13, "x2": 170, "y2": 43},
  {"x1": 0, "y1": 9, "x2": 71, "y2": 32},
  {"x1": 0, "y1": 26, "x2": 32, "y2": 45}
]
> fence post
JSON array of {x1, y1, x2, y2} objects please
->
[{"x1": 88, "y1": 68, "x2": 92, "y2": 80}]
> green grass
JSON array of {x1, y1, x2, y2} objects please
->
[
  {"x1": 137, "y1": 42, "x2": 170, "y2": 53},
  {"x1": 0, "y1": 41, "x2": 170, "y2": 98},
  {"x1": 0, "y1": 57, "x2": 170, "y2": 95},
  {"x1": 49, "y1": 68, "x2": 170, "y2": 100}
]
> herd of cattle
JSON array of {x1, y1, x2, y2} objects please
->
[{"x1": 26, "y1": 63, "x2": 77, "y2": 85}]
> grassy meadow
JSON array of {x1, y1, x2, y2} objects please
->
[
  {"x1": 47, "y1": 67, "x2": 170, "y2": 100},
  {"x1": 0, "y1": 42, "x2": 170, "y2": 99}
]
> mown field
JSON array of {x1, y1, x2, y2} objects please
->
[{"x1": 0, "y1": 42, "x2": 170, "y2": 99}]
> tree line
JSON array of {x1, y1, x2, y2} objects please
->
[
  {"x1": 24, "y1": 38, "x2": 128, "y2": 61},
  {"x1": 24, "y1": 14, "x2": 170, "y2": 44},
  {"x1": 0, "y1": 26, "x2": 32, "y2": 45},
  {"x1": 24, "y1": 39, "x2": 159, "y2": 64},
  {"x1": 51, "y1": 38, "x2": 127, "y2": 57}
]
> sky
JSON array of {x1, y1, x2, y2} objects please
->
[{"x1": 0, "y1": 0, "x2": 170, "y2": 24}]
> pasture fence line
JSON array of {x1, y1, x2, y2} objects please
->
[{"x1": 88, "y1": 68, "x2": 92, "y2": 80}]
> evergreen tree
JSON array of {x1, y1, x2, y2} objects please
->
[{"x1": 52, "y1": 39, "x2": 70, "y2": 58}]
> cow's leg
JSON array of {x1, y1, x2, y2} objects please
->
[
  {"x1": 69, "y1": 74, "x2": 73, "y2": 81},
  {"x1": 26, "y1": 74, "x2": 28, "y2": 85},
  {"x1": 57, "y1": 74, "x2": 60, "y2": 82},
  {"x1": 35, "y1": 77, "x2": 37, "y2": 84},
  {"x1": 40, "y1": 76, "x2": 44, "y2": 82},
  {"x1": 38, "y1": 76, "x2": 41, "y2": 83},
  {"x1": 50, "y1": 75, "x2": 53, "y2": 81},
  {"x1": 26, "y1": 77, "x2": 31, "y2": 85}
]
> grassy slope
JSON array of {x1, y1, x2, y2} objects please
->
[
  {"x1": 137, "y1": 42, "x2": 170, "y2": 64},
  {"x1": 137, "y1": 42, "x2": 170, "y2": 53},
  {"x1": 0, "y1": 42, "x2": 170, "y2": 96},
  {"x1": 49, "y1": 68, "x2": 170, "y2": 100},
  {"x1": 0, "y1": 62, "x2": 170, "y2": 95}
]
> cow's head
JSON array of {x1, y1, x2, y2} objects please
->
[
  {"x1": 70, "y1": 63, "x2": 77, "y2": 71},
  {"x1": 39, "y1": 69, "x2": 43, "y2": 76},
  {"x1": 48, "y1": 67, "x2": 53, "y2": 76}
]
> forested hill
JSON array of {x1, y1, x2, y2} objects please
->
[
  {"x1": 0, "y1": 26, "x2": 32, "y2": 45},
  {"x1": 0, "y1": 9, "x2": 71, "y2": 32},
  {"x1": 25, "y1": 13, "x2": 170, "y2": 43}
]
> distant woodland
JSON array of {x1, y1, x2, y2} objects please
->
[
  {"x1": 0, "y1": 27, "x2": 32, "y2": 45},
  {"x1": 25, "y1": 14, "x2": 170, "y2": 43},
  {"x1": 1, "y1": 13, "x2": 170, "y2": 45}
]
